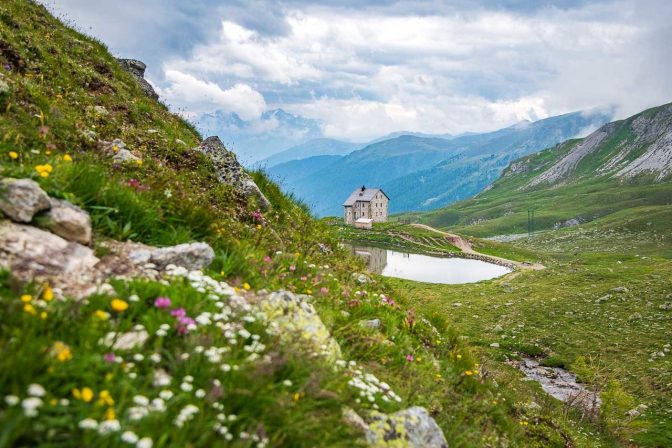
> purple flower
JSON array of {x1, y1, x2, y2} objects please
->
[
  {"x1": 178, "y1": 316, "x2": 195, "y2": 326},
  {"x1": 171, "y1": 307, "x2": 186, "y2": 318},
  {"x1": 263, "y1": 256, "x2": 272, "y2": 263},
  {"x1": 104, "y1": 353, "x2": 116, "y2": 363},
  {"x1": 320, "y1": 287, "x2": 329, "y2": 295},
  {"x1": 406, "y1": 355, "x2": 414, "y2": 362},
  {"x1": 289, "y1": 265, "x2": 296, "y2": 272},
  {"x1": 154, "y1": 296, "x2": 171, "y2": 309}
]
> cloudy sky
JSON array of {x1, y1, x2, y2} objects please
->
[{"x1": 42, "y1": 0, "x2": 672, "y2": 141}]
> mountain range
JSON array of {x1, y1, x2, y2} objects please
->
[
  {"x1": 411, "y1": 102, "x2": 672, "y2": 236},
  {"x1": 266, "y1": 110, "x2": 612, "y2": 217}
]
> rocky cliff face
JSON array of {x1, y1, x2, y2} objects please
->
[
  {"x1": 526, "y1": 103, "x2": 672, "y2": 188},
  {"x1": 117, "y1": 58, "x2": 159, "y2": 100}
]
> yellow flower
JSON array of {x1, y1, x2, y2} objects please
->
[
  {"x1": 105, "y1": 407, "x2": 116, "y2": 420},
  {"x1": 464, "y1": 370, "x2": 473, "y2": 376},
  {"x1": 42, "y1": 283, "x2": 54, "y2": 301},
  {"x1": 305, "y1": 289, "x2": 312, "y2": 294},
  {"x1": 8, "y1": 151, "x2": 18, "y2": 160},
  {"x1": 51, "y1": 341, "x2": 73, "y2": 362},
  {"x1": 21, "y1": 294, "x2": 32, "y2": 303},
  {"x1": 135, "y1": 159, "x2": 143, "y2": 166},
  {"x1": 40, "y1": 311, "x2": 48, "y2": 320},
  {"x1": 24, "y1": 303, "x2": 37, "y2": 315},
  {"x1": 98, "y1": 390, "x2": 114, "y2": 406},
  {"x1": 293, "y1": 392, "x2": 304, "y2": 402},
  {"x1": 110, "y1": 299, "x2": 128, "y2": 312},
  {"x1": 63, "y1": 154, "x2": 73, "y2": 162},
  {"x1": 112, "y1": 144, "x2": 119, "y2": 152},
  {"x1": 34, "y1": 164, "x2": 53, "y2": 178},
  {"x1": 71, "y1": 388, "x2": 81, "y2": 400},
  {"x1": 256, "y1": 224, "x2": 262, "y2": 230},
  {"x1": 242, "y1": 283, "x2": 251, "y2": 291},
  {"x1": 94, "y1": 310, "x2": 110, "y2": 320},
  {"x1": 456, "y1": 354, "x2": 462, "y2": 359},
  {"x1": 80, "y1": 387, "x2": 94, "y2": 402}
]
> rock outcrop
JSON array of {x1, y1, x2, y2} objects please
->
[
  {"x1": 195, "y1": 136, "x2": 271, "y2": 210},
  {"x1": 41, "y1": 198, "x2": 92, "y2": 245},
  {"x1": 351, "y1": 406, "x2": 448, "y2": 448},
  {"x1": 0, "y1": 178, "x2": 216, "y2": 298},
  {"x1": 0, "y1": 178, "x2": 51, "y2": 222},
  {"x1": 117, "y1": 58, "x2": 159, "y2": 99}
]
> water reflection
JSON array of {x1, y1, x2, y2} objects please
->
[{"x1": 346, "y1": 244, "x2": 511, "y2": 284}]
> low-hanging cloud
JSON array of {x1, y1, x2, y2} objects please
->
[{"x1": 43, "y1": 0, "x2": 672, "y2": 140}]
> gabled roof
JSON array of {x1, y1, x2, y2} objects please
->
[{"x1": 343, "y1": 186, "x2": 389, "y2": 206}]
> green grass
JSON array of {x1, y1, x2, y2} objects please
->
[{"x1": 334, "y1": 222, "x2": 462, "y2": 254}]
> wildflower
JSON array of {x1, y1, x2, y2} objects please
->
[
  {"x1": 464, "y1": 370, "x2": 474, "y2": 376},
  {"x1": 263, "y1": 255, "x2": 272, "y2": 263},
  {"x1": 98, "y1": 390, "x2": 114, "y2": 406},
  {"x1": 292, "y1": 392, "x2": 303, "y2": 402},
  {"x1": 154, "y1": 296, "x2": 171, "y2": 309},
  {"x1": 5, "y1": 395, "x2": 19, "y2": 406},
  {"x1": 24, "y1": 303, "x2": 37, "y2": 315},
  {"x1": 164, "y1": 189, "x2": 172, "y2": 198},
  {"x1": 159, "y1": 390, "x2": 174, "y2": 400},
  {"x1": 289, "y1": 265, "x2": 296, "y2": 272},
  {"x1": 135, "y1": 159, "x2": 143, "y2": 166},
  {"x1": 195, "y1": 389, "x2": 206, "y2": 398},
  {"x1": 40, "y1": 311, "x2": 47, "y2": 319},
  {"x1": 51, "y1": 341, "x2": 73, "y2": 362},
  {"x1": 256, "y1": 224, "x2": 262, "y2": 230},
  {"x1": 34, "y1": 164, "x2": 53, "y2": 178},
  {"x1": 320, "y1": 287, "x2": 329, "y2": 295},
  {"x1": 98, "y1": 419, "x2": 121, "y2": 434},
  {"x1": 111, "y1": 298, "x2": 129, "y2": 312},
  {"x1": 242, "y1": 283, "x2": 251, "y2": 290},
  {"x1": 282, "y1": 380, "x2": 293, "y2": 387},
  {"x1": 8, "y1": 151, "x2": 18, "y2": 159},
  {"x1": 171, "y1": 308, "x2": 186, "y2": 318},
  {"x1": 63, "y1": 154, "x2": 73, "y2": 162},
  {"x1": 21, "y1": 294, "x2": 32, "y2": 303},
  {"x1": 95, "y1": 310, "x2": 110, "y2": 320},
  {"x1": 180, "y1": 382, "x2": 193, "y2": 392},
  {"x1": 78, "y1": 418, "x2": 98, "y2": 430},
  {"x1": 21, "y1": 397, "x2": 43, "y2": 417},
  {"x1": 112, "y1": 144, "x2": 119, "y2": 152},
  {"x1": 104, "y1": 353, "x2": 116, "y2": 363},
  {"x1": 27, "y1": 384, "x2": 45, "y2": 397},
  {"x1": 406, "y1": 355, "x2": 414, "y2": 362},
  {"x1": 121, "y1": 431, "x2": 139, "y2": 444},
  {"x1": 137, "y1": 437, "x2": 153, "y2": 448},
  {"x1": 80, "y1": 387, "x2": 94, "y2": 402},
  {"x1": 105, "y1": 407, "x2": 116, "y2": 420}
]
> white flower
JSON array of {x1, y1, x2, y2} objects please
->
[
  {"x1": 152, "y1": 369, "x2": 172, "y2": 387},
  {"x1": 59, "y1": 398, "x2": 70, "y2": 406},
  {"x1": 149, "y1": 353, "x2": 161, "y2": 363},
  {"x1": 221, "y1": 364, "x2": 231, "y2": 372},
  {"x1": 180, "y1": 383, "x2": 193, "y2": 392},
  {"x1": 128, "y1": 294, "x2": 140, "y2": 302},
  {"x1": 137, "y1": 437, "x2": 153, "y2": 448},
  {"x1": 195, "y1": 389, "x2": 206, "y2": 398},
  {"x1": 21, "y1": 397, "x2": 43, "y2": 417},
  {"x1": 238, "y1": 328, "x2": 251, "y2": 339},
  {"x1": 159, "y1": 390, "x2": 174, "y2": 400},
  {"x1": 282, "y1": 380, "x2": 292, "y2": 387},
  {"x1": 133, "y1": 354, "x2": 144, "y2": 362},
  {"x1": 27, "y1": 384, "x2": 46, "y2": 397},
  {"x1": 133, "y1": 395, "x2": 150, "y2": 406},
  {"x1": 183, "y1": 375, "x2": 194, "y2": 383},
  {"x1": 78, "y1": 418, "x2": 98, "y2": 429},
  {"x1": 150, "y1": 398, "x2": 166, "y2": 412},
  {"x1": 121, "y1": 431, "x2": 139, "y2": 443},
  {"x1": 98, "y1": 419, "x2": 121, "y2": 434},
  {"x1": 5, "y1": 395, "x2": 19, "y2": 406}
]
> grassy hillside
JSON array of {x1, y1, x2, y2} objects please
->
[{"x1": 0, "y1": 2, "x2": 622, "y2": 447}]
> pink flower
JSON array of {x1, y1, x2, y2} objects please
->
[
  {"x1": 171, "y1": 308, "x2": 186, "y2": 318},
  {"x1": 320, "y1": 287, "x2": 329, "y2": 295},
  {"x1": 154, "y1": 297, "x2": 171, "y2": 309},
  {"x1": 406, "y1": 355, "x2": 414, "y2": 362},
  {"x1": 104, "y1": 353, "x2": 116, "y2": 363},
  {"x1": 263, "y1": 256, "x2": 272, "y2": 263},
  {"x1": 178, "y1": 316, "x2": 195, "y2": 326},
  {"x1": 289, "y1": 265, "x2": 296, "y2": 272},
  {"x1": 300, "y1": 276, "x2": 307, "y2": 281}
]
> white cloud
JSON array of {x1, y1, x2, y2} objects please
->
[{"x1": 159, "y1": 70, "x2": 266, "y2": 119}]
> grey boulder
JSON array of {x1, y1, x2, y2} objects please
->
[
  {"x1": 40, "y1": 198, "x2": 92, "y2": 245},
  {"x1": 147, "y1": 242, "x2": 215, "y2": 270},
  {"x1": 0, "y1": 178, "x2": 51, "y2": 223},
  {"x1": 363, "y1": 407, "x2": 448, "y2": 448}
]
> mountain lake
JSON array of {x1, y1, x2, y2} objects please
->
[{"x1": 346, "y1": 244, "x2": 512, "y2": 284}]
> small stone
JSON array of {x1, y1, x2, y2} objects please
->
[
  {"x1": 659, "y1": 302, "x2": 672, "y2": 311},
  {"x1": 364, "y1": 407, "x2": 447, "y2": 448},
  {"x1": 452, "y1": 302, "x2": 462, "y2": 307},
  {"x1": 0, "y1": 178, "x2": 51, "y2": 223},
  {"x1": 112, "y1": 149, "x2": 141, "y2": 164},
  {"x1": 359, "y1": 319, "x2": 381, "y2": 329},
  {"x1": 612, "y1": 286, "x2": 628, "y2": 293},
  {"x1": 490, "y1": 342, "x2": 500, "y2": 348},
  {"x1": 40, "y1": 198, "x2": 92, "y2": 245},
  {"x1": 628, "y1": 312, "x2": 642, "y2": 321},
  {"x1": 150, "y1": 242, "x2": 215, "y2": 270},
  {"x1": 493, "y1": 324, "x2": 504, "y2": 333}
]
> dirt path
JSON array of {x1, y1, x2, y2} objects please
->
[{"x1": 409, "y1": 224, "x2": 545, "y2": 272}]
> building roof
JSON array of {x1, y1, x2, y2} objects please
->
[
  {"x1": 342, "y1": 186, "x2": 389, "y2": 206},
  {"x1": 355, "y1": 218, "x2": 373, "y2": 223}
]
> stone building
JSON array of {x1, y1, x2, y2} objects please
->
[{"x1": 343, "y1": 186, "x2": 389, "y2": 225}]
